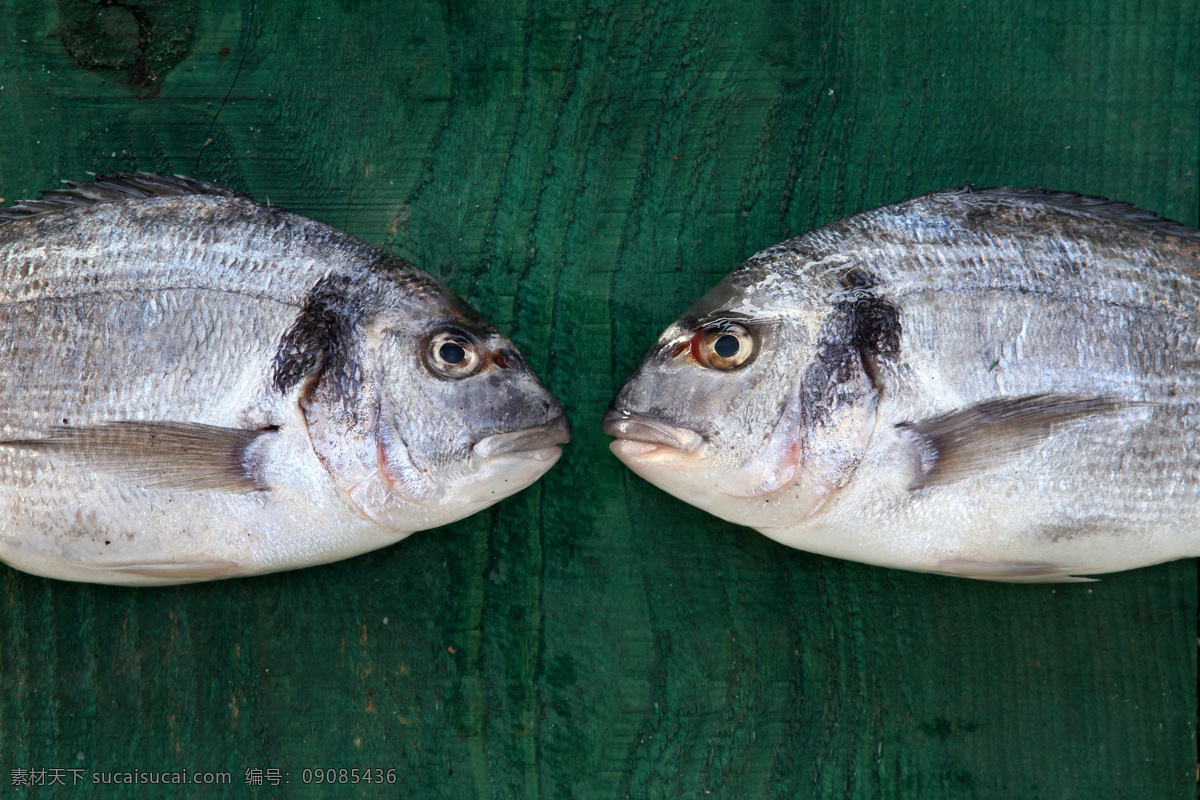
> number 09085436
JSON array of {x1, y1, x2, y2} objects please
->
[{"x1": 301, "y1": 768, "x2": 396, "y2": 785}]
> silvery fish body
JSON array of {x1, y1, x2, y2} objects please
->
[
  {"x1": 605, "y1": 187, "x2": 1200, "y2": 581},
  {"x1": 0, "y1": 173, "x2": 568, "y2": 585}
]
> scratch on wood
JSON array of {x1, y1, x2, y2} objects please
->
[{"x1": 194, "y1": 2, "x2": 256, "y2": 173}]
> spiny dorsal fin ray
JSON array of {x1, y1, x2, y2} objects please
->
[
  {"x1": 896, "y1": 394, "x2": 1133, "y2": 490},
  {"x1": 0, "y1": 421, "x2": 275, "y2": 493},
  {"x1": 937, "y1": 185, "x2": 1200, "y2": 242},
  {"x1": 0, "y1": 172, "x2": 250, "y2": 223}
]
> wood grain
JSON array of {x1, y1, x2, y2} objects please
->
[{"x1": 0, "y1": 0, "x2": 1195, "y2": 797}]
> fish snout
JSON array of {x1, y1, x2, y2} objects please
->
[
  {"x1": 473, "y1": 413, "x2": 571, "y2": 460},
  {"x1": 601, "y1": 406, "x2": 704, "y2": 454}
]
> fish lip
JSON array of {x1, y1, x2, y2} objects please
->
[
  {"x1": 601, "y1": 407, "x2": 704, "y2": 454},
  {"x1": 472, "y1": 414, "x2": 571, "y2": 459}
]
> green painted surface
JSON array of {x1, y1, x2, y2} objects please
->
[{"x1": 0, "y1": 1, "x2": 1196, "y2": 797}]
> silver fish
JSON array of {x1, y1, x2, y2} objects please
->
[
  {"x1": 605, "y1": 187, "x2": 1200, "y2": 581},
  {"x1": 0, "y1": 172, "x2": 569, "y2": 585}
]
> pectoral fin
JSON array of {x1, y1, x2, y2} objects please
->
[
  {"x1": 1, "y1": 421, "x2": 276, "y2": 493},
  {"x1": 936, "y1": 558, "x2": 1096, "y2": 583},
  {"x1": 896, "y1": 394, "x2": 1130, "y2": 490}
]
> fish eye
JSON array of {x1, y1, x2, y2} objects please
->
[
  {"x1": 425, "y1": 331, "x2": 481, "y2": 379},
  {"x1": 440, "y1": 341, "x2": 466, "y2": 364},
  {"x1": 713, "y1": 334, "x2": 739, "y2": 359},
  {"x1": 695, "y1": 323, "x2": 755, "y2": 369}
]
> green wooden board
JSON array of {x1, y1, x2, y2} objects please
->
[{"x1": 0, "y1": 1, "x2": 1196, "y2": 797}]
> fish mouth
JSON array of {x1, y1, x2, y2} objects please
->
[
  {"x1": 473, "y1": 414, "x2": 571, "y2": 460},
  {"x1": 601, "y1": 407, "x2": 704, "y2": 454}
]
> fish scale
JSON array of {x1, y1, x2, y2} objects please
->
[{"x1": 1, "y1": 290, "x2": 287, "y2": 431}]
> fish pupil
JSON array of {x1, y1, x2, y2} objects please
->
[
  {"x1": 713, "y1": 334, "x2": 740, "y2": 359},
  {"x1": 440, "y1": 342, "x2": 467, "y2": 365}
]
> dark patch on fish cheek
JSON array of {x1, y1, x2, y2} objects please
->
[
  {"x1": 803, "y1": 344, "x2": 864, "y2": 426},
  {"x1": 841, "y1": 293, "x2": 901, "y2": 359},
  {"x1": 272, "y1": 275, "x2": 360, "y2": 404},
  {"x1": 833, "y1": 268, "x2": 902, "y2": 360},
  {"x1": 799, "y1": 281, "x2": 901, "y2": 438}
]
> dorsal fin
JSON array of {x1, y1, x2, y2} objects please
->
[
  {"x1": 0, "y1": 172, "x2": 250, "y2": 224},
  {"x1": 936, "y1": 185, "x2": 1200, "y2": 242}
]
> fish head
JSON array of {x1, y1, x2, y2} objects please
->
[
  {"x1": 604, "y1": 255, "x2": 894, "y2": 529},
  {"x1": 300, "y1": 271, "x2": 569, "y2": 533}
]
